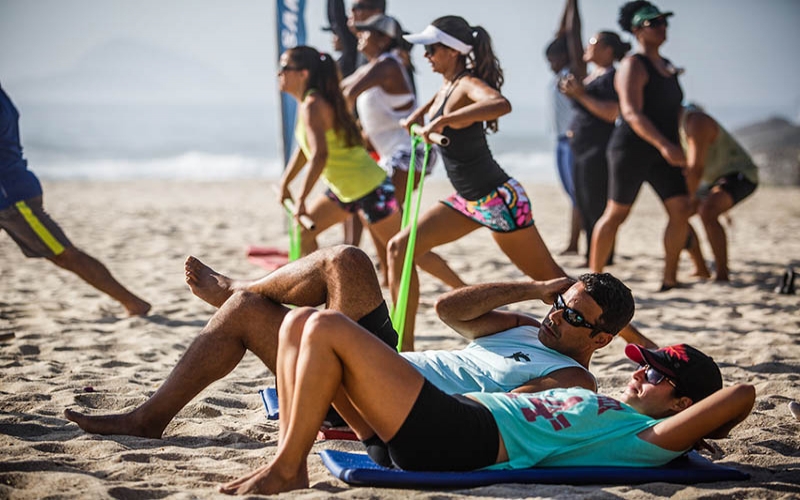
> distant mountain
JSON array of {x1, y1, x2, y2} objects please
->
[
  {"x1": 733, "y1": 117, "x2": 800, "y2": 186},
  {"x1": 10, "y1": 38, "x2": 260, "y2": 105}
]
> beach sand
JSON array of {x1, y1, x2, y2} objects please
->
[{"x1": 1, "y1": 178, "x2": 799, "y2": 499}]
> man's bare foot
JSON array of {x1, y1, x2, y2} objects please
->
[
  {"x1": 690, "y1": 268, "x2": 712, "y2": 279},
  {"x1": 185, "y1": 256, "x2": 236, "y2": 307},
  {"x1": 124, "y1": 297, "x2": 152, "y2": 316},
  {"x1": 219, "y1": 463, "x2": 309, "y2": 495},
  {"x1": 64, "y1": 409, "x2": 164, "y2": 439}
]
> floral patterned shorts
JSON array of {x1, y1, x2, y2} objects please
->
[{"x1": 441, "y1": 178, "x2": 534, "y2": 232}]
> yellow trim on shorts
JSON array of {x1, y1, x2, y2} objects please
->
[{"x1": 15, "y1": 200, "x2": 65, "y2": 255}]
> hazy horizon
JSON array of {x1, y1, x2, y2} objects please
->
[{"x1": 0, "y1": 0, "x2": 798, "y2": 181}]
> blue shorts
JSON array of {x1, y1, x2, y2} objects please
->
[
  {"x1": 325, "y1": 178, "x2": 399, "y2": 224},
  {"x1": 556, "y1": 136, "x2": 576, "y2": 205}
]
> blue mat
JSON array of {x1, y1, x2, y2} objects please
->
[
  {"x1": 319, "y1": 450, "x2": 748, "y2": 488},
  {"x1": 258, "y1": 387, "x2": 279, "y2": 420}
]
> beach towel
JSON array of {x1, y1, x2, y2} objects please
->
[
  {"x1": 246, "y1": 246, "x2": 289, "y2": 271},
  {"x1": 319, "y1": 450, "x2": 749, "y2": 488}
]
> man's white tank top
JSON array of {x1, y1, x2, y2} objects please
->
[{"x1": 401, "y1": 325, "x2": 594, "y2": 394}]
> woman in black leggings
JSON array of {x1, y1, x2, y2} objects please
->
[
  {"x1": 560, "y1": 19, "x2": 631, "y2": 265},
  {"x1": 589, "y1": 1, "x2": 692, "y2": 291}
]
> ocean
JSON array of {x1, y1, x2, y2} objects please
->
[{"x1": 16, "y1": 102, "x2": 560, "y2": 184}]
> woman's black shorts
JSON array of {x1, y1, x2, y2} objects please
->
[
  {"x1": 607, "y1": 138, "x2": 688, "y2": 205},
  {"x1": 386, "y1": 379, "x2": 500, "y2": 471}
]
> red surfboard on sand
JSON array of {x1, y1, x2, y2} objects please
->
[{"x1": 246, "y1": 245, "x2": 290, "y2": 271}]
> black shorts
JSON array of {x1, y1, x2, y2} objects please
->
[
  {"x1": 387, "y1": 379, "x2": 499, "y2": 471},
  {"x1": 357, "y1": 301, "x2": 398, "y2": 349},
  {"x1": 607, "y1": 139, "x2": 688, "y2": 205},
  {"x1": 699, "y1": 173, "x2": 757, "y2": 206}
]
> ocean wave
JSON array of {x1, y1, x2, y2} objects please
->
[{"x1": 33, "y1": 152, "x2": 284, "y2": 181}]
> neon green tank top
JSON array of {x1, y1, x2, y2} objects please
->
[
  {"x1": 294, "y1": 91, "x2": 386, "y2": 202},
  {"x1": 679, "y1": 107, "x2": 758, "y2": 186}
]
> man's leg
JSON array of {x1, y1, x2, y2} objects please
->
[
  {"x1": 65, "y1": 246, "x2": 386, "y2": 438},
  {"x1": 50, "y1": 246, "x2": 151, "y2": 316},
  {"x1": 64, "y1": 290, "x2": 289, "y2": 438},
  {"x1": 185, "y1": 245, "x2": 384, "y2": 319}
]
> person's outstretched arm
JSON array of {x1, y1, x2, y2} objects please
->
[
  {"x1": 434, "y1": 277, "x2": 574, "y2": 339},
  {"x1": 565, "y1": 0, "x2": 586, "y2": 79},
  {"x1": 642, "y1": 384, "x2": 756, "y2": 452}
]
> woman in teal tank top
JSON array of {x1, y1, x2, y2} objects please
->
[{"x1": 219, "y1": 308, "x2": 754, "y2": 495}]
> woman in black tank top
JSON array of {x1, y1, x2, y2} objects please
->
[
  {"x1": 589, "y1": 1, "x2": 693, "y2": 292},
  {"x1": 560, "y1": 25, "x2": 632, "y2": 265},
  {"x1": 386, "y1": 15, "x2": 566, "y2": 351}
]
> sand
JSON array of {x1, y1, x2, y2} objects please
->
[{"x1": 1, "y1": 178, "x2": 799, "y2": 499}]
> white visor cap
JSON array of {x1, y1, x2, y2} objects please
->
[{"x1": 403, "y1": 25, "x2": 472, "y2": 55}]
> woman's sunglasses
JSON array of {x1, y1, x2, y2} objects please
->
[
  {"x1": 424, "y1": 43, "x2": 443, "y2": 56},
  {"x1": 641, "y1": 17, "x2": 668, "y2": 29},
  {"x1": 553, "y1": 294, "x2": 601, "y2": 332},
  {"x1": 640, "y1": 364, "x2": 677, "y2": 388}
]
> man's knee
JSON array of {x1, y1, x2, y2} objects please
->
[
  {"x1": 327, "y1": 245, "x2": 373, "y2": 273},
  {"x1": 49, "y1": 245, "x2": 80, "y2": 268}
]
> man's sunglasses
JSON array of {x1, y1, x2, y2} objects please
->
[
  {"x1": 553, "y1": 294, "x2": 601, "y2": 332},
  {"x1": 641, "y1": 17, "x2": 668, "y2": 29},
  {"x1": 351, "y1": 3, "x2": 374, "y2": 11},
  {"x1": 640, "y1": 364, "x2": 677, "y2": 388}
]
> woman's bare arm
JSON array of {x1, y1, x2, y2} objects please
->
[
  {"x1": 617, "y1": 56, "x2": 685, "y2": 166},
  {"x1": 641, "y1": 384, "x2": 755, "y2": 452}
]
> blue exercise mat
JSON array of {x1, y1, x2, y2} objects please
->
[
  {"x1": 319, "y1": 450, "x2": 748, "y2": 488},
  {"x1": 258, "y1": 387, "x2": 279, "y2": 420}
]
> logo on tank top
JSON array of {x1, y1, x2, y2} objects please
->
[{"x1": 506, "y1": 352, "x2": 531, "y2": 362}]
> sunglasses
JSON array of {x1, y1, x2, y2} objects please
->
[
  {"x1": 640, "y1": 364, "x2": 677, "y2": 388},
  {"x1": 641, "y1": 17, "x2": 668, "y2": 29},
  {"x1": 278, "y1": 64, "x2": 302, "y2": 74},
  {"x1": 553, "y1": 294, "x2": 601, "y2": 332},
  {"x1": 424, "y1": 43, "x2": 443, "y2": 56},
  {"x1": 351, "y1": 3, "x2": 374, "y2": 11}
]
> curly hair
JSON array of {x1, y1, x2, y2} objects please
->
[
  {"x1": 618, "y1": 0, "x2": 655, "y2": 33},
  {"x1": 578, "y1": 273, "x2": 635, "y2": 335}
]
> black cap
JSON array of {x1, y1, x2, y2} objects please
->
[{"x1": 625, "y1": 343, "x2": 723, "y2": 403}]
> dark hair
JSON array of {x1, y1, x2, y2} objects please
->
[
  {"x1": 545, "y1": 35, "x2": 568, "y2": 59},
  {"x1": 359, "y1": 0, "x2": 385, "y2": 11},
  {"x1": 618, "y1": 0, "x2": 654, "y2": 33},
  {"x1": 596, "y1": 31, "x2": 632, "y2": 61},
  {"x1": 285, "y1": 45, "x2": 361, "y2": 148},
  {"x1": 577, "y1": 273, "x2": 635, "y2": 335},
  {"x1": 431, "y1": 16, "x2": 504, "y2": 133}
]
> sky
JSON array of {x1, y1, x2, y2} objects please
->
[{"x1": 1, "y1": 0, "x2": 799, "y2": 124}]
